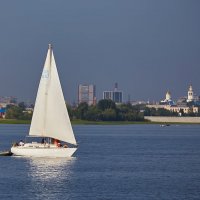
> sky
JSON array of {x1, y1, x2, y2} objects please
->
[{"x1": 0, "y1": 0, "x2": 199, "y2": 104}]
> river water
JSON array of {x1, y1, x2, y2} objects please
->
[{"x1": 0, "y1": 124, "x2": 200, "y2": 200}]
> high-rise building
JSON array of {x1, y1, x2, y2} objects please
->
[
  {"x1": 103, "y1": 83, "x2": 123, "y2": 104},
  {"x1": 103, "y1": 91, "x2": 113, "y2": 100},
  {"x1": 78, "y1": 84, "x2": 96, "y2": 105}
]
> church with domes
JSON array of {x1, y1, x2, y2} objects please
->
[
  {"x1": 147, "y1": 84, "x2": 200, "y2": 115},
  {"x1": 160, "y1": 91, "x2": 175, "y2": 105}
]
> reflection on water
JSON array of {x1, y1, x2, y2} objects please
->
[
  {"x1": 25, "y1": 157, "x2": 76, "y2": 200},
  {"x1": 28, "y1": 157, "x2": 76, "y2": 180}
]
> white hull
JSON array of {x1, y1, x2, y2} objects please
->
[{"x1": 11, "y1": 144, "x2": 77, "y2": 158}]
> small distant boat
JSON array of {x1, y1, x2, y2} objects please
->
[
  {"x1": 160, "y1": 124, "x2": 170, "y2": 127},
  {"x1": 11, "y1": 44, "x2": 77, "y2": 157}
]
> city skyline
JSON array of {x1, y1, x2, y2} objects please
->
[
  {"x1": 0, "y1": 83, "x2": 199, "y2": 106},
  {"x1": 0, "y1": 1, "x2": 199, "y2": 103}
]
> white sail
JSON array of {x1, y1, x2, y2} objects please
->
[{"x1": 29, "y1": 44, "x2": 76, "y2": 145}]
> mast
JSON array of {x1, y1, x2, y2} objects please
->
[
  {"x1": 43, "y1": 44, "x2": 52, "y2": 136},
  {"x1": 49, "y1": 44, "x2": 52, "y2": 62}
]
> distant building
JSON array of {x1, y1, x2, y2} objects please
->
[
  {"x1": 187, "y1": 85, "x2": 199, "y2": 102},
  {"x1": 78, "y1": 84, "x2": 96, "y2": 105},
  {"x1": 130, "y1": 100, "x2": 149, "y2": 106},
  {"x1": 146, "y1": 85, "x2": 200, "y2": 115},
  {"x1": 160, "y1": 91, "x2": 174, "y2": 105},
  {"x1": 103, "y1": 91, "x2": 113, "y2": 100},
  {"x1": 0, "y1": 96, "x2": 17, "y2": 108},
  {"x1": 165, "y1": 105, "x2": 198, "y2": 114},
  {"x1": 187, "y1": 85, "x2": 194, "y2": 102},
  {"x1": 103, "y1": 83, "x2": 123, "y2": 104},
  {"x1": 0, "y1": 107, "x2": 6, "y2": 118},
  {"x1": 24, "y1": 107, "x2": 34, "y2": 114},
  {"x1": 146, "y1": 104, "x2": 198, "y2": 114},
  {"x1": 146, "y1": 104, "x2": 166, "y2": 110},
  {"x1": 177, "y1": 97, "x2": 187, "y2": 107},
  {"x1": 0, "y1": 96, "x2": 17, "y2": 104}
]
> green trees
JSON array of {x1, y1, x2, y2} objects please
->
[
  {"x1": 5, "y1": 100, "x2": 143, "y2": 122},
  {"x1": 117, "y1": 103, "x2": 144, "y2": 121},
  {"x1": 69, "y1": 100, "x2": 144, "y2": 121},
  {"x1": 84, "y1": 106, "x2": 101, "y2": 121},
  {"x1": 97, "y1": 100, "x2": 117, "y2": 121},
  {"x1": 6, "y1": 105, "x2": 23, "y2": 119},
  {"x1": 97, "y1": 99, "x2": 116, "y2": 111},
  {"x1": 7, "y1": 99, "x2": 195, "y2": 121},
  {"x1": 101, "y1": 108, "x2": 117, "y2": 121},
  {"x1": 5, "y1": 103, "x2": 32, "y2": 120},
  {"x1": 75, "y1": 102, "x2": 89, "y2": 119}
]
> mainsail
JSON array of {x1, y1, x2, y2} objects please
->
[{"x1": 29, "y1": 44, "x2": 76, "y2": 145}]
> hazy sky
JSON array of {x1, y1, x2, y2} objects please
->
[{"x1": 0, "y1": 0, "x2": 199, "y2": 103}]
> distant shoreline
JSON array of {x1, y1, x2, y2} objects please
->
[
  {"x1": 0, "y1": 119, "x2": 148, "y2": 125},
  {"x1": 0, "y1": 119, "x2": 31, "y2": 124},
  {"x1": 145, "y1": 116, "x2": 200, "y2": 124},
  {"x1": 0, "y1": 119, "x2": 200, "y2": 125}
]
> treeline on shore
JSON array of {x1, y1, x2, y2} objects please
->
[
  {"x1": 3, "y1": 99, "x2": 200, "y2": 122},
  {"x1": 68, "y1": 100, "x2": 144, "y2": 121},
  {"x1": 5, "y1": 103, "x2": 32, "y2": 120},
  {"x1": 4, "y1": 100, "x2": 144, "y2": 122}
]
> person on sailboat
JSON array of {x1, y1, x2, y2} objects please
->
[
  {"x1": 51, "y1": 138, "x2": 61, "y2": 147},
  {"x1": 53, "y1": 138, "x2": 58, "y2": 145},
  {"x1": 57, "y1": 142, "x2": 61, "y2": 147},
  {"x1": 41, "y1": 138, "x2": 46, "y2": 144},
  {"x1": 19, "y1": 140, "x2": 24, "y2": 146}
]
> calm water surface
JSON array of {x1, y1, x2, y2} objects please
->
[{"x1": 0, "y1": 124, "x2": 200, "y2": 200}]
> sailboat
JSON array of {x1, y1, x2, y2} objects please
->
[{"x1": 11, "y1": 44, "x2": 77, "y2": 157}]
